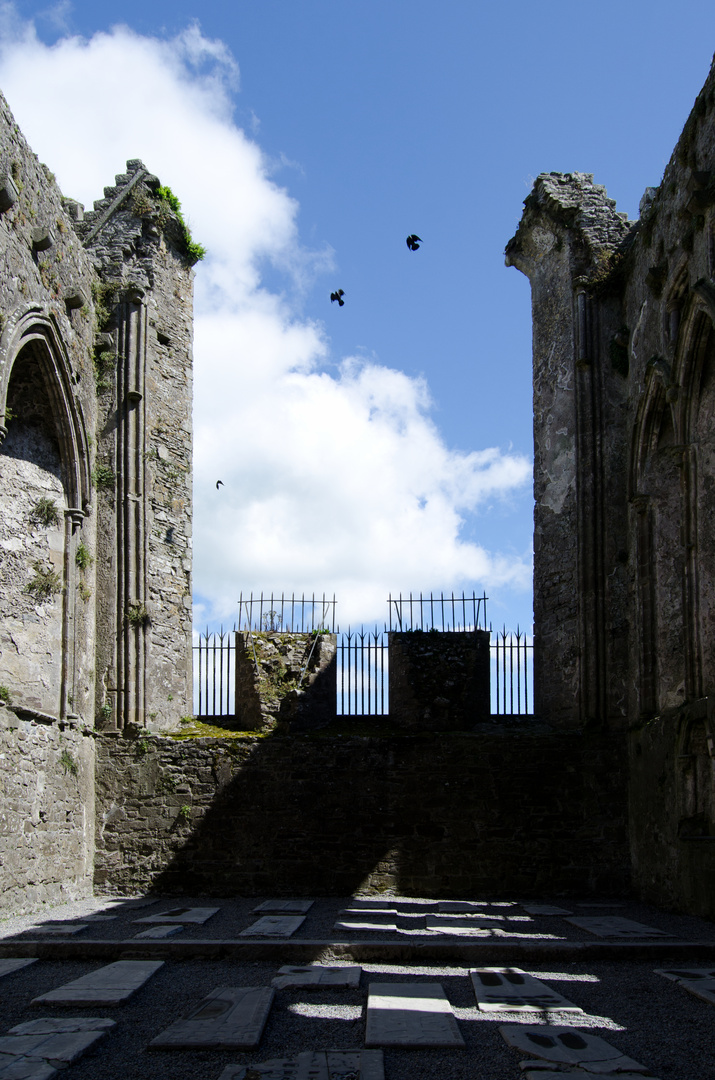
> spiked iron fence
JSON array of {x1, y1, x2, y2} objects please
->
[{"x1": 193, "y1": 592, "x2": 533, "y2": 719}]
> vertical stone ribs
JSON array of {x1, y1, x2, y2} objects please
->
[{"x1": 116, "y1": 294, "x2": 147, "y2": 727}]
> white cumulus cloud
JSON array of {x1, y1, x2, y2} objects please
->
[{"x1": 0, "y1": 11, "x2": 531, "y2": 628}]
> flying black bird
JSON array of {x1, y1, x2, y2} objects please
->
[
  {"x1": 216, "y1": 480, "x2": 224, "y2": 490},
  {"x1": 406, "y1": 234, "x2": 422, "y2": 251},
  {"x1": 330, "y1": 289, "x2": 345, "y2": 306}
]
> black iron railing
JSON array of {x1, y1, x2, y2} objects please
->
[{"x1": 192, "y1": 593, "x2": 533, "y2": 719}]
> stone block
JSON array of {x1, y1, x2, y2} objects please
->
[
  {"x1": 365, "y1": 983, "x2": 465, "y2": 1048},
  {"x1": 133, "y1": 924, "x2": 183, "y2": 939},
  {"x1": 240, "y1": 916, "x2": 305, "y2": 938},
  {"x1": 218, "y1": 1050, "x2": 383, "y2": 1080},
  {"x1": 149, "y1": 986, "x2": 274, "y2": 1049},
  {"x1": 0, "y1": 173, "x2": 18, "y2": 212},
  {"x1": 253, "y1": 900, "x2": 314, "y2": 914},
  {"x1": 522, "y1": 905, "x2": 572, "y2": 915},
  {"x1": 499, "y1": 1025, "x2": 647, "y2": 1072},
  {"x1": 32, "y1": 960, "x2": 164, "y2": 1006},
  {"x1": 272, "y1": 966, "x2": 361, "y2": 989},
  {"x1": 565, "y1": 916, "x2": 670, "y2": 939},
  {"x1": 133, "y1": 906, "x2": 218, "y2": 924},
  {"x1": 470, "y1": 968, "x2": 582, "y2": 1012}
]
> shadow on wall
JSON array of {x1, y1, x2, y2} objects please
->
[{"x1": 95, "y1": 721, "x2": 631, "y2": 899}]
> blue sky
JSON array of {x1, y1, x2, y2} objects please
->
[{"x1": 2, "y1": 1, "x2": 715, "y2": 631}]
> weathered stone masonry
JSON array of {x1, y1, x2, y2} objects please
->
[
  {"x1": 0, "y1": 89, "x2": 195, "y2": 914},
  {"x1": 507, "y1": 56, "x2": 715, "y2": 917}
]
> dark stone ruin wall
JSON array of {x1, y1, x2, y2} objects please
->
[
  {"x1": 388, "y1": 630, "x2": 490, "y2": 729},
  {"x1": 94, "y1": 727, "x2": 629, "y2": 899},
  {"x1": 508, "y1": 58, "x2": 715, "y2": 918},
  {"x1": 0, "y1": 703, "x2": 95, "y2": 916}
]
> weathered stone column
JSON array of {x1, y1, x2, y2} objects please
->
[
  {"x1": 388, "y1": 629, "x2": 490, "y2": 729},
  {"x1": 235, "y1": 631, "x2": 337, "y2": 731}
]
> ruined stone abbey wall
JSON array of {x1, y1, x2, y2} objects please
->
[
  {"x1": 0, "y1": 90, "x2": 195, "y2": 913},
  {"x1": 508, "y1": 57, "x2": 715, "y2": 916}
]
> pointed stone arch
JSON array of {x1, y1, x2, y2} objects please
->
[{"x1": 0, "y1": 305, "x2": 91, "y2": 718}]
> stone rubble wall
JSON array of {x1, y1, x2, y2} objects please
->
[
  {"x1": 0, "y1": 703, "x2": 95, "y2": 915},
  {"x1": 235, "y1": 632, "x2": 337, "y2": 731},
  {"x1": 388, "y1": 630, "x2": 490, "y2": 729},
  {"x1": 94, "y1": 727, "x2": 629, "y2": 898}
]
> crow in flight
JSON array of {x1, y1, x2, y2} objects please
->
[
  {"x1": 330, "y1": 289, "x2": 345, "y2": 306},
  {"x1": 406, "y1": 234, "x2": 422, "y2": 250},
  {"x1": 216, "y1": 480, "x2": 224, "y2": 490}
]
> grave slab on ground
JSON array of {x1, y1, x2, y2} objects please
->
[
  {"x1": 82, "y1": 915, "x2": 118, "y2": 922},
  {"x1": 218, "y1": 1049, "x2": 384, "y2": 1080},
  {"x1": 31, "y1": 960, "x2": 164, "y2": 1006},
  {"x1": 499, "y1": 1024, "x2": 649, "y2": 1072},
  {"x1": 565, "y1": 916, "x2": 670, "y2": 939},
  {"x1": 133, "y1": 906, "x2": 218, "y2": 925},
  {"x1": 253, "y1": 901, "x2": 314, "y2": 914},
  {"x1": 240, "y1": 916, "x2": 306, "y2": 938},
  {"x1": 425, "y1": 917, "x2": 493, "y2": 935},
  {"x1": 521, "y1": 905, "x2": 573, "y2": 916},
  {"x1": 133, "y1": 924, "x2": 184, "y2": 939},
  {"x1": 655, "y1": 967, "x2": 715, "y2": 1006},
  {"x1": 521, "y1": 1072, "x2": 659, "y2": 1080},
  {"x1": 0, "y1": 958, "x2": 37, "y2": 978},
  {"x1": 334, "y1": 920, "x2": 398, "y2": 933},
  {"x1": 0, "y1": 1016, "x2": 115, "y2": 1076},
  {"x1": 364, "y1": 982, "x2": 465, "y2": 1048},
  {"x1": 272, "y1": 965, "x2": 362, "y2": 989},
  {"x1": 149, "y1": 986, "x2": 275, "y2": 1049},
  {"x1": 27, "y1": 923, "x2": 89, "y2": 935},
  {"x1": 470, "y1": 968, "x2": 582, "y2": 1012},
  {"x1": 437, "y1": 901, "x2": 488, "y2": 913}
]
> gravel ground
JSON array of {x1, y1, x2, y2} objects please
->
[{"x1": 0, "y1": 895, "x2": 713, "y2": 1079}]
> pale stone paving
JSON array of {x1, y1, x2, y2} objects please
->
[
  {"x1": 240, "y1": 916, "x2": 306, "y2": 938},
  {"x1": 499, "y1": 1024, "x2": 650, "y2": 1073},
  {"x1": 364, "y1": 982, "x2": 465, "y2": 1048},
  {"x1": 565, "y1": 916, "x2": 670, "y2": 939},
  {"x1": 470, "y1": 968, "x2": 583, "y2": 1012},
  {"x1": 133, "y1": 906, "x2": 219, "y2": 925},
  {"x1": 253, "y1": 901, "x2": 314, "y2": 914},
  {"x1": 217, "y1": 1050, "x2": 384, "y2": 1080},
  {"x1": 0, "y1": 1017, "x2": 114, "y2": 1078},
  {"x1": 31, "y1": 960, "x2": 164, "y2": 1006},
  {"x1": 271, "y1": 965, "x2": 362, "y2": 989},
  {"x1": 149, "y1": 986, "x2": 275, "y2": 1049}
]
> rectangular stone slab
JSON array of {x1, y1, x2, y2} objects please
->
[
  {"x1": 565, "y1": 916, "x2": 670, "y2": 939},
  {"x1": 521, "y1": 905, "x2": 573, "y2": 916},
  {"x1": 218, "y1": 1050, "x2": 384, "y2": 1080},
  {"x1": 365, "y1": 982, "x2": 465, "y2": 1048},
  {"x1": 425, "y1": 917, "x2": 493, "y2": 935},
  {"x1": 239, "y1": 916, "x2": 305, "y2": 938},
  {"x1": 149, "y1": 986, "x2": 274, "y2": 1049},
  {"x1": 522, "y1": 1071, "x2": 658, "y2": 1080},
  {"x1": 28, "y1": 923, "x2": 89, "y2": 935},
  {"x1": 655, "y1": 968, "x2": 715, "y2": 1006},
  {"x1": 253, "y1": 900, "x2": 314, "y2": 914},
  {"x1": 334, "y1": 920, "x2": 398, "y2": 933},
  {"x1": 133, "y1": 924, "x2": 184, "y2": 939},
  {"x1": 437, "y1": 901, "x2": 489, "y2": 912},
  {"x1": 272, "y1": 966, "x2": 362, "y2": 989},
  {"x1": 499, "y1": 1025, "x2": 647, "y2": 1071},
  {"x1": 31, "y1": 960, "x2": 164, "y2": 1006},
  {"x1": 134, "y1": 906, "x2": 219, "y2": 925},
  {"x1": 0, "y1": 1017, "x2": 114, "y2": 1074},
  {"x1": 470, "y1": 968, "x2": 582, "y2": 1012},
  {"x1": 0, "y1": 959, "x2": 37, "y2": 979}
]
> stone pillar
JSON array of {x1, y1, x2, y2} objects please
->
[
  {"x1": 235, "y1": 631, "x2": 337, "y2": 731},
  {"x1": 388, "y1": 630, "x2": 490, "y2": 729}
]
